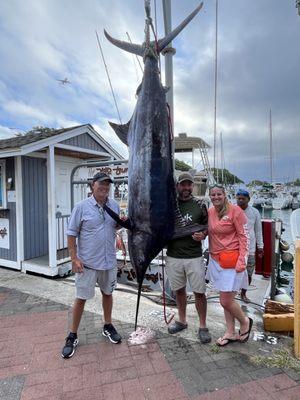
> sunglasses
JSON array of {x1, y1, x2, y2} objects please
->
[{"x1": 209, "y1": 184, "x2": 225, "y2": 190}]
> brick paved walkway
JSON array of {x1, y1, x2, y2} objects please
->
[{"x1": 1, "y1": 286, "x2": 300, "y2": 400}]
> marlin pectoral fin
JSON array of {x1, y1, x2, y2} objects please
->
[
  {"x1": 158, "y1": 2, "x2": 203, "y2": 52},
  {"x1": 104, "y1": 29, "x2": 144, "y2": 57},
  {"x1": 103, "y1": 204, "x2": 132, "y2": 230},
  {"x1": 172, "y1": 223, "x2": 208, "y2": 240},
  {"x1": 109, "y1": 120, "x2": 130, "y2": 146}
]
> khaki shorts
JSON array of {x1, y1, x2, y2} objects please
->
[
  {"x1": 246, "y1": 255, "x2": 256, "y2": 277},
  {"x1": 75, "y1": 266, "x2": 117, "y2": 299},
  {"x1": 165, "y1": 256, "x2": 206, "y2": 293}
]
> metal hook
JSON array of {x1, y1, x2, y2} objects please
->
[{"x1": 145, "y1": 0, "x2": 151, "y2": 19}]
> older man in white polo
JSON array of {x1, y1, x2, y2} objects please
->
[{"x1": 61, "y1": 172, "x2": 122, "y2": 359}]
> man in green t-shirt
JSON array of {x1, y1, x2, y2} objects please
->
[{"x1": 165, "y1": 172, "x2": 211, "y2": 344}]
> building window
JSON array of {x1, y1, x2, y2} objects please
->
[{"x1": 0, "y1": 160, "x2": 7, "y2": 209}]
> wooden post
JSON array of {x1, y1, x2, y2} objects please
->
[
  {"x1": 47, "y1": 145, "x2": 57, "y2": 270},
  {"x1": 294, "y1": 240, "x2": 300, "y2": 358}
]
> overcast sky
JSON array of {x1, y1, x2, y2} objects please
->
[{"x1": 0, "y1": 0, "x2": 299, "y2": 183}]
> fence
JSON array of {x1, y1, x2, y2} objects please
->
[{"x1": 56, "y1": 214, "x2": 70, "y2": 261}]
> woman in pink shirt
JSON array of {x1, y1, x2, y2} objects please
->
[{"x1": 206, "y1": 185, "x2": 253, "y2": 346}]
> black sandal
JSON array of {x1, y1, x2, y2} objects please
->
[
  {"x1": 216, "y1": 336, "x2": 238, "y2": 347},
  {"x1": 239, "y1": 317, "x2": 253, "y2": 343},
  {"x1": 167, "y1": 321, "x2": 188, "y2": 334}
]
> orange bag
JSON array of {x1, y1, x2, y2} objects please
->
[{"x1": 219, "y1": 250, "x2": 239, "y2": 269}]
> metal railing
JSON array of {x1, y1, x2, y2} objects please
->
[{"x1": 56, "y1": 214, "x2": 70, "y2": 261}]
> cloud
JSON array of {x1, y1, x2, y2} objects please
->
[{"x1": 0, "y1": 0, "x2": 299, "y2": 183}]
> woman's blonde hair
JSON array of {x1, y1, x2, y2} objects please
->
[{"x1": 209, "y1": 185, "x2": 229, "y2": 219}]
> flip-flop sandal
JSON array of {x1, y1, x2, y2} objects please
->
[
  {"x1": 239, "y1": 317, "x2": 253, "y2": 343},
  {"x1": 241, "y1": 296, "x2": 250, "y2": 303},
  {"x1": 216, "y1": 336, "x2": 239, "y2": 347},
  {"x1": 167, "y1": 321, "x2": 188, "y2": 334}
]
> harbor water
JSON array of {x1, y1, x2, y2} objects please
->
[
  {"x1": 261, "y1": 208, "x2": 293, "y2": 247},
  {"x1": 260, "y1": 208, "x2": 295, "y2": 300}
]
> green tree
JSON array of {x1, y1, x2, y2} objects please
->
[
  {"x1": 175, "y1": 159, "x2": 192, "y2": 171},
  {"x1": 14, "y1": 126, "x2": 58, "y2": 138},
  {"x1": 294, "y1": 178, "x2": 300, "y2": 186},
  {"x1": 248, "y1": 180, "x2": 264, "y2": 186},
  {"x1": 211, "y1": 168, "x2": 244, "y2": 185}
]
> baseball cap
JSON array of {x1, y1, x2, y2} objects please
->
[
  {"x1": 177, "y1": 172, "x2": 194, "y2": 184},
  {"x1": 92, "y1": 172, "x2": 114, "y2": 183},
  {"x1": 236, "y1": 188, "x2": 250, "y2": 198}
]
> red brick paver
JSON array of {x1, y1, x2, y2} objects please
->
[
  {"x1": 194, "y1": 374, "x2": 300, "y2": 400},
  {"x1": 1, "y1": 288, "x2": 300, "y2": 400},
  {"x1": 0, "y1": 292, "x2": 9, "y2": 305},
  {"x1": 0, "y1": 306, "x2": 185, "y2": 399}
]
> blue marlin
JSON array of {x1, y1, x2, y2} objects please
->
[{"x1": 104, "y1": 2, "x2": 204, "y2": 328}]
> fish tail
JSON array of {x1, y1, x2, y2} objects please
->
[
  {"x1": 104, "y1": 29, "x2": 144, "y2": 57},
  {"x1": 158, "y1": 2, "x2": 203, "y2": 52}
]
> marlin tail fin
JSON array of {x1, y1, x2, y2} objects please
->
[
  {"x1": 104, "y1": 29, "x2": 144, "y2": 57},
  {"x1": 158, "y1": 3, "x2": 203, "y2": 52}
]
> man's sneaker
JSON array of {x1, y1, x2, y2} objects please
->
[
  {"x1": 61, "y1": 333, "x2": 79, "y2": 359},
  {"x1": 102, "y1": 324, "x2": 122, "y2": 344}
]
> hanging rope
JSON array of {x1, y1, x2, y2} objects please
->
[
  {"x1": 95, "y1": 30, "x2": 122, "y2": 124},
  {"x1": 167, "y1": 103, "x2": 174, "y2": 141},
  {"x1": 154, "y1": 0, "x2": 158, "y2": 38},
  {"x1": 149, "y1": 0, "x2": 174, "y2": 144},
  {"x1": 162, "y1": 262, "x2": 175, "y2": 325}
]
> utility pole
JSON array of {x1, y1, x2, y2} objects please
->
[{"x1": 162, "y1": 0, "x2": 176, "y2": 169}]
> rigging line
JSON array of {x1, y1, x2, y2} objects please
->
[
  {"x1": 125, "y1": 31, "x2": 143, "y2": 75},
  {"x1": 149, "y1": 0, "x2": 161, "y2": 75},
  {"x1": 154, "y1": 0, "x2": 158, "y2": 40},
  {"x1": 95, "y1": 30, "x2": 122, "y2": 125},
  {"x1": 126, "y1": 32, "x2": 140, "y2": 83},
  {"x1": 213, "y1": 0, "x2": 219, "y2": 178},
  {"x1": 149, "y1": 18, "x2": 161, "y2": 75}
]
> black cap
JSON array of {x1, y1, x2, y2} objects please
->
[
  {"x1": 92, "y1": 172, "x2": 114, "y2": 183},
  {"x1": 177, "y1": 172, "x2": 194, "y2": 184}
]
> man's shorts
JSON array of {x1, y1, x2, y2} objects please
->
[
  {"x1": 165, "y1": 256, "x2": 206, "y2": 293},
  {"x1": 246, "y1": 255, "x2": 256, "y2": 277},
  {"x1": 75, "y1": 266, "x2": 117, "y2": 299}
]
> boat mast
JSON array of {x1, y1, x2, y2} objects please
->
[
  {"x1": 213, "y1": 0, "x2": 219, "y2": 181},
  {"x1": 220, "y1": 131, "x2": 224, "y2": 184},
  {"x1": 269, "y1": 109, "x2": 274, "y2": 184}
]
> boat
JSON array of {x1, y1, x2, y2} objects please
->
[
  {"x1": 291, "y1": 192, "x2": 300, "y2": 210},
  {"x1": 290, "y1": 208, "x2": 300, "y2": 241},
  {"x1": 272, "y1": 192, "x2": 293, "y2": 210},
  {"x1": 261, "y1": 200, "x2": 273, "y2": 211}
]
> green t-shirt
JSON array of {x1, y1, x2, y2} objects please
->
[{"x1": 167, "y1": 197, "x2": 208, "y2": 259}]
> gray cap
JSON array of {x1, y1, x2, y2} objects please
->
[
  {"x1": 177, "y1": 172, "x2": 194, "y2": 184},
  {"x1": 92, "y1": 172, "x2": 114, "y2": 183}
]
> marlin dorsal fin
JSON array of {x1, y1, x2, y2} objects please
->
[{"x1": 109, "y1": 120, "x2": 131, "y2": 146}]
